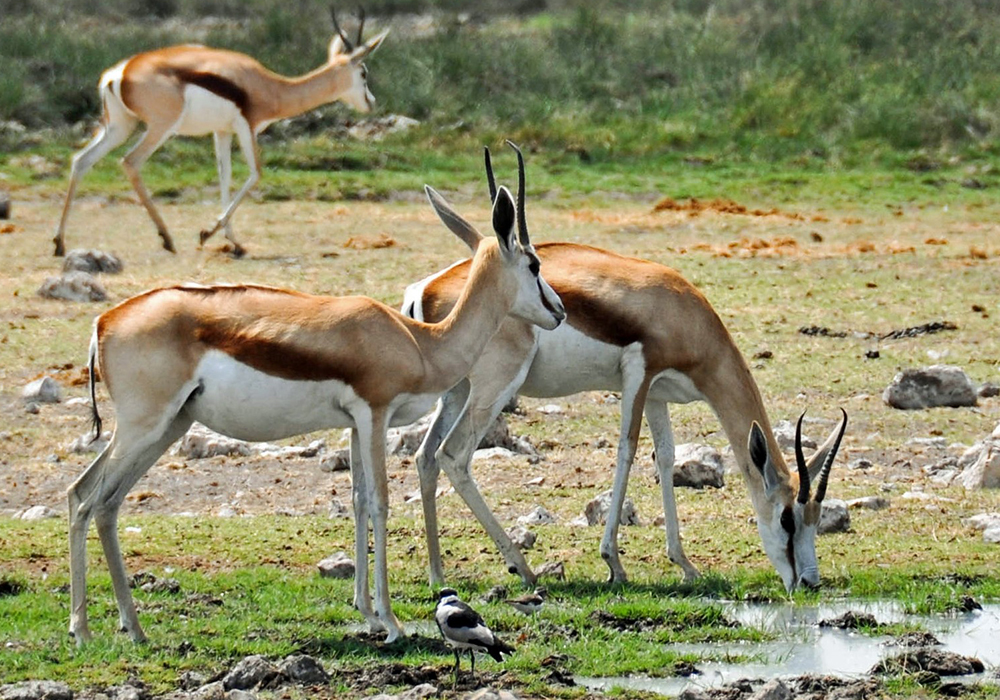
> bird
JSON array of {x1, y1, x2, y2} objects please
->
[
  {"x1": 505, "y1": 587, "x2": 547, "y2": 615},
  {"x1": 435, "y1": 588, "x2": 515, "y2": 686}
]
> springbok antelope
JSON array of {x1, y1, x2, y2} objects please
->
[
  {"x1": 53, "y1": 11, "x2": 387, "y2": 258},
  {"x1": 67, "y1": 183, "x2": 565, "y2": 645},
  {"x1": 403, "y1": 143, "x2": 848, "y2": 593}
]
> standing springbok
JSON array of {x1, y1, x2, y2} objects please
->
[
  {"x1": 53, "y1": 11, "x2": 387, "y2": 258},
  {"x1": 67, "y1": 183, "x2": 565, "y2": 645},
  {"x1": 403, "y1": 144, "x2": 847, "y2": 593}
]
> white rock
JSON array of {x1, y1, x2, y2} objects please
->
[
  {"x1": 19, "y1": 505, "x2": 60, "y2": 521},
  {"x1": 583, "y1": 489, "x2": 640, "y2": 527},
  {"x1": 386, "y1": 415, "x2": 432, "y2": 456},
  {"x1": 818, "y1": 499, "x2": 850, "y2": 534},
  {"x1": 984, "y1": 525, "x2": 1000, "y2": 543},
  {"x1": 329, "y1": 498, "x2": 350, "y2": 519},
  {"x1": 317, "y1": 552, "x2": 355, "y2": 579},
  {"x1": 956, "y1": 440, "x2": 1000, "y2": 489},
  {"x1": 173, "y1": 423, "x2": 252, "y2": 459},
  {"x1": 883, "y1": 365, "x2": 978, "y2": 409},
  {"x1": 846, "y1": 496, "x2": 890, "y2": 510},
  {"x1": 319, "y1": 448, "x2": 350, "y2": 472},
  {"x1": 68, "y1": 431, "x2": 111, "y2": 454},
  {"x1": 507, "y1": 525, "x2": 536, "y2": 551},
  {"x1": 537, "y1": 404, "x2": 564, "y2": 415},
  {"x1": 517, "y1": 506, "x2": 556, "y2": 526},
  {"x1": 772, "y1": 420, "x2": 817, "y2": 451},
  {"x1": 669, "y1": 443, "x2": 725, "y2": 489},
  {"x1": 963, "y1": 513, "x2": 1000, "y2": 530},
  {"x1": 62, "y1": 248, "x2": 123, "y2": 274},
  {"x1": 473, "y1": 446, "x2": 518, "y2": 462},
  {"x1": 748, "y1": 678, "x2": 791, "y2": 700},
  {"x1": 36, "y1": 270, "x2": 107, "y2": 302},
  {"x1": 22, "y1": 376, "x2": 61, "y2": 404}
]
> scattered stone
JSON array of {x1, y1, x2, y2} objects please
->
[
  {"x1": 846, "y1": 496, "x2": 889, "y2": 510},
  {"x1": 222, "y1": 655, "x2": 283, "y2": 690},
  {"x1": 140, "y1": 576, "x2": 180, "y2": 594},
  {"x1": 956, "y1": 439, "x2": 1000, "y2": 489},
  {"x1": 317, "y1": 552, "x2": 355, "y2": 579},
  {"x1": 347, "y1": 114, "x2": 420, "y2": 141},
  {"x1": 825, "y1": 679, "x2": 881, "y2": 700},
  {"x1": 22, "y1": 376, "x2": 62, "y2": 404},
  {"x1": 818, "y1": 611, "x2": 880, "y2": 629},
  {"x1": 907, "y1": 436, "x2": 948, "y2": 449},
  {"x1": 534, "y1": 561, "x2": 565, "y2": 581},
  {"x1": 872, "y1": 649, "x2": 985, "y2": 676},
  {"x1": 62, "y1": 249, "x2": 124, "y2": 274},
  {"x1": 979, "y1": 382, "x2": 1000, "y2": 398},
  {"x1": 177, "y1": 671, "x2": 208, "y2": 691},
  {"x1": 173, "y1": 423, "x2": 252, "y2": 459},
  {"x1": 37, "y1": 271, "x2": 107, "y2": 302},
  {"x1": 582, "y1": 489, "x2": 640, "y2": 526},
  {"x1": 818, "y1": 499, "x2": 850, "y2": 534},
  {"x1": 0, "y1": 681, "x2": 74, "y2": 700},
  {"x1": 278, "y1": 654, "x2": 329, "y2": 684},
  {"x1": 462, "y1": 689, "x2": 520, "y2": 700},
  {"x1": 517, "y1": 505, "x2": 556, "y2": 526},
  {"x1": 473, "y1": 447, "x2": 518, "y2": 462},
  {"x1": 18, "y1": 505, "x2": 60, "y2": 521},
  {"x1": 964, "y1": 513, "x2": 1000, "y2": 533},
  {"x1": 68, "y1": 431, "x2": 111, "y2": 454},
  {"x1": 748, "y1": 678, "x2": 791, "y2": 700},
  {"x1": 537, "y1": 404, "x2": 564, "y2": 415},
  {"x1": 398, "y1": 684, "x2": 437, "y2": 699},
  {"x1": 188, "y1": 681, "x2": 224, "y2": 700},
  {"x1": 506, "y1": 525, "x2": 536, "y2": 551},
  {"x1": 882, "y1": 365, "x2": 978, "y2": 409},
  {"x1": 329, "y1": 497, "x2": 350, "y2": 519},
  {"x1": 848, "y1": 457, "x2": 874, "y2": 470},
  {"x1": 892, "y1": 631, "x2": 942, "y2": 647},
  {"x1": 668, "y1": 443, "x2": 725, "y2": 489},
  {"x1": 984, "y1": 524, "x2": 1000, "y2": 543},
  {"x1": 772, "y1": 420, "x2": 817, "y2": 451},
  {"x1": 676, "y1": 687, "x2": 710, "y2": 700},
  {"x1": 386, "y1": 415, "x2": 433, "y2": 456},
  {"x1": 319, "y1": 448, "x2": 351, "y2": 472}
]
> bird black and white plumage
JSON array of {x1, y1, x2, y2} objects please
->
[
  {"x1": 505, "y1": 587, "x2": 546, "y2": 615},
  {"x1": 435, "y1": 588, "x2": 514, "y2": 682}
]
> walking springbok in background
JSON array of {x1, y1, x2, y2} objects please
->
[
  {"x1": 67, "y1": 183, "x2": 565, "y2": 644},
  {"x1": 54, "y1": 10, "x2": 387, "y2": 258},
  {"x1": 403, "y1": 143, "x2": 847, "y2": 593}
]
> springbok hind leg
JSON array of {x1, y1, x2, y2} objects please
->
[{"x1": 68, "y1": 414, "x2": 193, "y2": 643}]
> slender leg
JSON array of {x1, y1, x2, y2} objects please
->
[
  {"x1": 453, "y1": 649, "x2": 461, "y2": 688},
  {"x1": 415, "y1": 381, "x2": 469, "y2": 587},
  {"x1": 645, "y1": 399, "x2": 700, "y2": 581},
  {"x1": 120, "y1": 122, "x2": 179, "y2": 253},
  {"x1": 349, "y1": 429, "x2": 381, "y2": 632},
  {"x1": 213, "y1": 131, "x2": 235, "y2": 244},
  {"x1": 54, "y1": 112, "x2": 137, "y2": 256},
  {"x1": 200, "y1": 119, "x2": 258, "y2": 256},
  {"x1": 469, "y1": 649, "x2": 476, "y2": 676},
  {"x1": 600, "y1": 351, "x2": 651, "y2": 584},
  {"x1": 356, "y1": 410, "x2": 404, "y2": 642},
  {"x1": 67, "y1": 411, "x2": 192, "y2": 643}
]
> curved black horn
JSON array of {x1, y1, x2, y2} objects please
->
[
  {"x1": 814, "y1": 408, "x2": 847, "y2": 503},
  {"x1": 795, "y1": 412, "x2": 810, "y2": 504},
  {"x1": 505, "y1": 139, "x2": 529, "y2": 246},
  {"x1": 331, "y1": 8, "x2": 354, "y2": 51},
  {"x1": 484, "y1": 146, "x2": 498, "y2": 203},
  {"x1": 356, "y1": 6, "x2": 366, "y2": 47}
]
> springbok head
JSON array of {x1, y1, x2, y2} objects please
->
[
  {"x1": 329, "y1": 8, "x2": 388, "y2": 112},
  {"x1": 748, "y1": 409, "x2": 847, "y2": 593}
]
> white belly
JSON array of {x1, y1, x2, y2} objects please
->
[
  {"x1": 186, "y1": 351, "x2": 356, "y2": 441},
  {"x1": 174, "y1": 85, "x2": 242, "y2": 136},
  {"x1": 520, "y1": 324, "x2": 625, "y2": 397}
]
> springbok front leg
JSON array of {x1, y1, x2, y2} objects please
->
[
  {"x1": 415, "y1": 380, "x2": 471, "y2": 587},
  {"x1": 120, "y1": 120, "x2": 179, "y2": 253},
  {"x1": 348, "y1": 428, "x2": 382, "y2": 633},
  {"x1": 212, "y1": 131, "x2": 236, "y2": 244},
  {"x1": 355, "y1": 409, "x2": 404, "y2": 642},
  {"x1": 198, "y1": 121, "x2": 259, "y2": 257},
  {"x1": 645, "y1": 399, "x2": 700, "y2": 581},
  {"x1": 599, "y1": 347, "x2": 651, "y2": 584}
]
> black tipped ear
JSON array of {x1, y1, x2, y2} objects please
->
[
  {"x1": 748, "y1": 422, "x2": 769, "y2": 473},
  {"x1": 492, "y1": 186, "x2": 516, "y2": 253}
]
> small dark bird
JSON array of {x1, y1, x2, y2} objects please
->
[
  {"x1": 505, "y1": 587, "x2": 547, "y2": 615},
  {"x1": 435, "y1": 588, "x2": 515, "y2": 686}
]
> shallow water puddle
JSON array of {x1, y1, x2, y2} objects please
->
[{"x1": 577, "y1": 601, "x2": 1000, "y2": 696}]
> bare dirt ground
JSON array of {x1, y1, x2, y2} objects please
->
[{"x1": 2, "y1": 189, "x2": 1000, "y2": 536}]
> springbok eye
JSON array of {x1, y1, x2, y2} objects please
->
[{"x1": 780, "y1": 507, "x2": 795, "y2": 536}]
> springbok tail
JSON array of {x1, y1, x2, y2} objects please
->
[{"x1": 88, "y1": 329, "x2": 102, "y2": 443}]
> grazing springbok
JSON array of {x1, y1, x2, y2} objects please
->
[
  {"x1": 67, "y1": 183, "x2": 565, "y2": 645},
  {"x1": 402, "y1": 143, "x2": 848, "y2": 593},
  {"x1": 54, "y1": 11, "x2": 387, "y2": 258}
]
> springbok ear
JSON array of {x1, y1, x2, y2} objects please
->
[
  {"x1": 329, "y1": 35, "x2": 349, "y2": 60},
  {"x1": 748, "y1": 422, "x2": 782, "y2": 498},
  {"x1": 351, "y1": 29, "x2": 389, "y2": 64},
  {"x1": 425, "y1": 185, "x2": 483, "y2": 252},
  {"x1": 492, "y1": 186, "x2": 517, "y2": 254}
]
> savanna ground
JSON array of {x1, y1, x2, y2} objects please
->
[{"x1": 3, "y1": 1, "x2": 1000, "y2": 697}]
